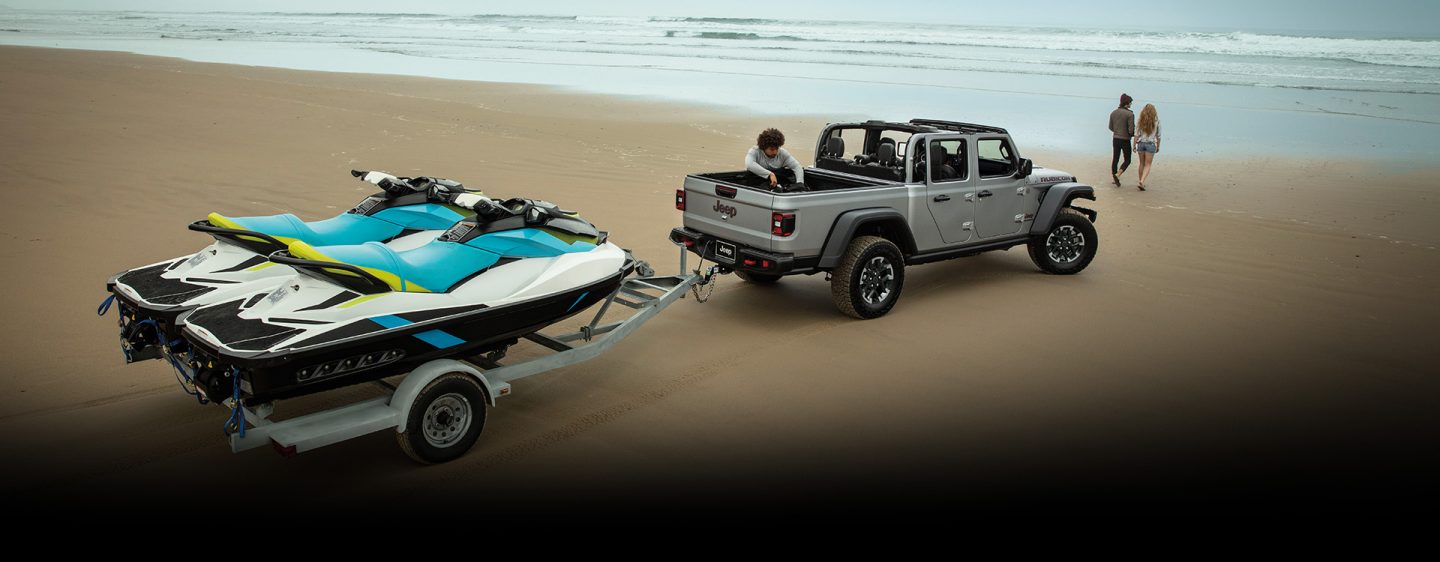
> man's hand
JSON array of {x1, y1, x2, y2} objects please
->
[{"x1": 768, "y1": 172, "x2": 778, "y2": 187}]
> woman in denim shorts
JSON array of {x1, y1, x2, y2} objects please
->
[{"x1": 1135, "y1": 104, "x2": 1161, "y2": 191}]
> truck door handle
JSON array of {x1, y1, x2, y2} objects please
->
[
  {"x1": 933, "y1": 195, "x2": 951, "y2": 202},
  {"x1": 977, "y1": 190, "x2": 993, "y2": 198}
]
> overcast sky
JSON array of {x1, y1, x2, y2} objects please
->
[{"x1": 2, "y1": 0, "x2": 1436, "y2": 36}]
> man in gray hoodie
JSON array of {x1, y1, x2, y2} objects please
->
[
  {"x1": 746, "y1": 128, "x2": 805, "y2": 190},
  {"x1": 1109, "y1": 93, "x2": 1136, "y2": 186}
]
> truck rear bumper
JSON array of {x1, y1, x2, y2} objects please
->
[{"x1": 670, "y1": 227, "x2": 815, "y2": 275}]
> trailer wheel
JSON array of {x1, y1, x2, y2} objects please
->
[
  {"x1": 397, "y1": 372, "x2": 487, "y2": 464},
  {"x1": 1028, "y1": 208, "x2": 1098, "y2": 275},
  {"x1": 830, "y1": 236, "x2": 905, "y2": 319},
  {"x1": 734, "y1": 271, "x2": 781, "y2": 284}
]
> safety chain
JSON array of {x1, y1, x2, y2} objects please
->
[{"x1": 691, "y1": 264, "x2": 725, "y2": 303}]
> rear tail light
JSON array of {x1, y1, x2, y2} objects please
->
[
  {"x1": 772, "y1": 212, "x2": 795, "y2": 237},
  {"x1": 675, "y1": 189, "x2": 686, "y2": 211}
]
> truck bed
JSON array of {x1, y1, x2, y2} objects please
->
[
  {"x1": 680, "y1": 167, "x2": 909, "y2": 263},
  {"x1": 693, "y1": 168, "x2": 896, "y2": 194}
]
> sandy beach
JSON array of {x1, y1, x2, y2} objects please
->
[{"x1": 1, "y1": 46, "x2": 1437, "y2": 518}]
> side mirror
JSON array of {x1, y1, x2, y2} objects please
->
[{"x1": 1014, "y1": 158, "x2": 1033, "y2": 179}]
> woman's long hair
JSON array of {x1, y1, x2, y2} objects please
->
[{"x1": 1138, "y1": 104, "x2": 1159, "y2": 136}]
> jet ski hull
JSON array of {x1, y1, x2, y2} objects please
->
[
  {"x1": 106, "y1": 230, "x2": 440, "y2": 361},
  {"x1": 184, "y1": 258, "x2": 633, "y2": 404}
]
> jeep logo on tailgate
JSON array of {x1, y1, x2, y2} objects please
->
[{"x1": 713, "y1": 201, "x2": 738, "y2": 220}]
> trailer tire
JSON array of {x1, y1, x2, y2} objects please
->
[
  {"x1": 397, "y1": 372, "x2": 487, "y2": 464},
  {"x1": 734, "y1": 271, "x2": 781, "y2": 284},
  {"x1": 830, "y1": 236, "x2": 905, "y2": 319}
]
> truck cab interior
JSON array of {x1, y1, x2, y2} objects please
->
[{"x1": 815, "y1": 125, "x2": 914, "y2": 182}]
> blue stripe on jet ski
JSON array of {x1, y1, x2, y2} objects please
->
[
  {"x1": 414, "y1": 329, "x2": 465, "y2": 349},
  {"x1": 370, "y1": 315, "x2": 465, "y2": 349},
  {"x1": 565, "y1": 291, "x2": 589, "y2": 313},
  {"x1": 370, "y1": 315, "x2": 411, "y2": 329}
]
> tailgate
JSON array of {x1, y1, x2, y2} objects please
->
[{"x1": 682, "y1": 175, "x2": 776, "y2": 251}]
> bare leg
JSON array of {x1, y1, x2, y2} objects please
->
[{"x1": 1138, "y1": 152, "x2": 1153, "y2": 189}]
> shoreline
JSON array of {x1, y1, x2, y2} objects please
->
[
  {"x1": 3, "y1": 31, "x2": 1436, "y2": 160},
  {"x1": 3, "y1": 43, "x2": 1435, "y2": 166},
  {"x1": 1, "y1": 45, "x2": 1438, "y2": 512},
  {"x1": 4, "y1": 46, "x2": 1434, "y2": 250}
]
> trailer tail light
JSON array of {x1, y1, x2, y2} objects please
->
[
  {"x1": 675, "y1": 189, "x2": 685, "y2": 211},
  {"x1": 271, "y1": 439, "x2": 298, "y2": 458},
  {"x1": 772, "y1": 212, "x2": 795, "y2": 237}
]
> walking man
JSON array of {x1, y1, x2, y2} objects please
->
[{"x1": 1109, "y1": 93, "x2": 1135, "y2": 186}]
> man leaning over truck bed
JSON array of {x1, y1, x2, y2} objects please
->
[{"x1": 746, "y1": 128, "x2": 805, "y2": 190}]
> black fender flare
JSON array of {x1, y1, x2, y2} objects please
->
[
  {"x1": 817, "y1": 208, "x2": 916, "y2": 269},
  {"x1": 1030, "y1": 182, "x2": 1096, "y2": 235}
]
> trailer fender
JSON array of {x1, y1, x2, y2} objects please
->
[
  {"x1": 1030, "y1": 182, "x2": 1096, "y2": 235},
  {"x1": 391, "y1": 359, "x2": 505, "y2": 433}
]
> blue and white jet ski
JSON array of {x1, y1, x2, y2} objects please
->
[
  {"x1": 104, "y1": 170, "x2": 478, "y2": 363},
  {"x1": 180, "y1": 195, "x2": 633, "y2": 406}
]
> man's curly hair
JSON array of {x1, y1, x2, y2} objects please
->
[{"x1": 757, "y1": 128, "x2": 786, "y2": 150}]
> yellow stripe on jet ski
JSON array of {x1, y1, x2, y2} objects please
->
[
  {"x1": 287, "y1": 241, "x2": 432, "y2": 293},
  {"x1": 207, "y1": 212, "x2": 298, "y2": 245},
  {"x1": 245, "y1": 262, "x2": 277, "y2": 272},
  {"x1": 337, "y1": 293, "x2": 388, "y2": 308},
  {"x1": 206, "y1": 212, "x2": 245, "y2": 231},
  {"x1": 443, "y1": 204, "x2": 479, "y2": 217},
  {"x1": 534, "y1": 227, "x2": 599, "y2": 246}
]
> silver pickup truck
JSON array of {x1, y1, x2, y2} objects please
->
[{"x1": 670, "y1": 118, "x2": 1098, "y2": 319}]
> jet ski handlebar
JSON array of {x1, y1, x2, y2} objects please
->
[
  {"x1": 352, "y1": 169, "x2": 468, "y2": 199},
  {"x1": 449, "y1": 195, "x2": 564, "y2": 225}
]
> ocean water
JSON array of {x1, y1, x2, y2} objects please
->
[{"x1": 3, "y1": 10, "x2": 1438, "y2": 160}]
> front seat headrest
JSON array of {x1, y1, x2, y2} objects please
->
[
  {"x1": 877, "y1": 142, "x2": 896, "y2": 166},
  {"x1": 930, "y1": 144, "x2": 956, "y2": 180}
]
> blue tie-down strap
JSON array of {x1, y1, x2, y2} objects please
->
[
  {"x1": 97, "y1": 294, "x2": 115, "y2": 316},
  {"x1": 166, "y1": 352, "x2": 207, "y2": 406},
  {"x1": 224, "y1": 367, "x2": 246, "y2": 438},
  {"x1": 131, "y1": 319, "x2": 207, "y2": 404}
]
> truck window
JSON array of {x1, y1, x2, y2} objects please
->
[
  {"x1": 977, "y1": 138, "x2": 1016, "y2": 178},
  {"x1": 927, "y1": 139, "x2": 967, "y2": 183}
]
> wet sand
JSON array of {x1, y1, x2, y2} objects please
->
[{"x1": 1, "y1": 46, "x2": 1437, "y2": 519}]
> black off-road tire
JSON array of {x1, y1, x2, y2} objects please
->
[
  {"x1": 1028, "y1": 208, "x2": 1098, "y2": 275},
  {"x1": 734, "y1": 270, "x2": 781, "y2": 284},
  {"x1": 830, "y1": 235, "x2": 905, "y2": 319},
  {"x1": 397, "y1": 373, "x2": 488, "y2": 465}
]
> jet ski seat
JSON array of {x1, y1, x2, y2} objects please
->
[
  {"x1": 287, "y1": 227, "x2": 599, "y2": 293},
  {"x1": 208, "y1": 212, "x2": 404, "y2": 247},
  {"x1": 288, "y1": 239, "x2": 498, "y2": 293}
]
